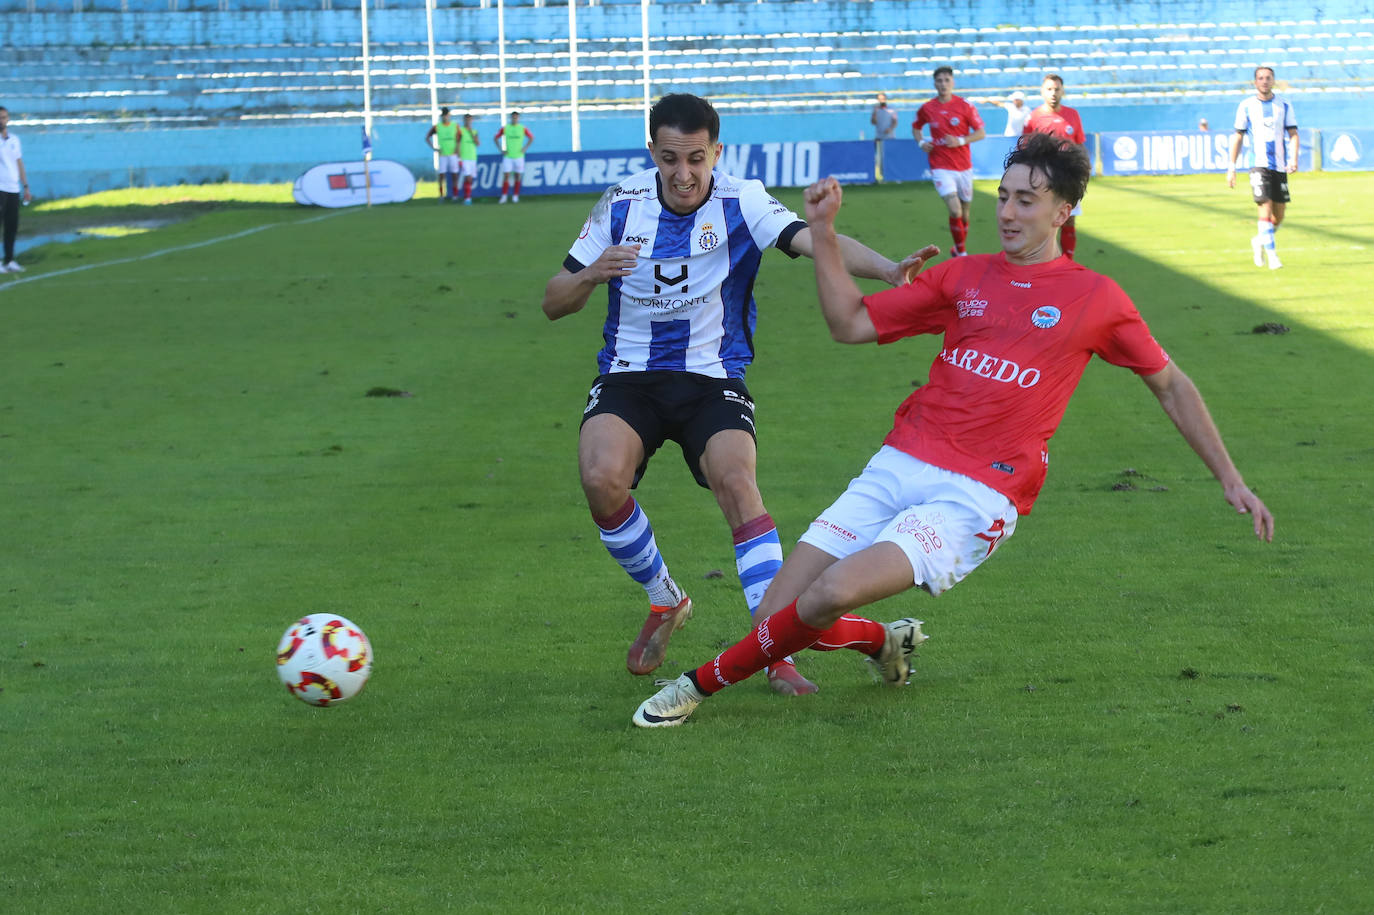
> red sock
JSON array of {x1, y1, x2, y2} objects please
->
[
  {"x1": 501, "y1": 178, "x2": 510, "y2": 196},
  {"x1": 463, "y1": 176, "x2": 473, "y2": 200},
  {"x1": 1061, "y1": 224, "x2": 1076, "y2": 260},
  {"x1": 809, "y1": 614, "x2": 886, "y2": 654},
  {"x1": 514, "y1": 177, "x2": 522, "y2": 195},
  {"x1": 948, "y1": 215, "x2": 967, "y2": 252},
  {"x1": 694, "y1": 601, "x2": 824, "y2": 693}
]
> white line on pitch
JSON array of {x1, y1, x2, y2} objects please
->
[{"x1": 0, "y1": 208, "x2": 353, "y2": 292}]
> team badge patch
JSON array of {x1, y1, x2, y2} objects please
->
[
  {"x1": 1031, "y1": 306, "x2": 1061, "y2": 329},
  {"x1": 698, "y1": 223, "x2": 720, "y2": 252}
]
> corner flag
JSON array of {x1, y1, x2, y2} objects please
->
[{"x1": 362, "y1": 126, "x2": 373, "y2": 158}]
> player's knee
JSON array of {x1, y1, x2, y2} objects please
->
[{"x1": 579, "y1": 461, "x2": 631, "y2": 505}]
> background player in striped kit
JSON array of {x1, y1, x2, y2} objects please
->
[
  {"x1": 1227, "y1": 66, "x2": 1298, "y2": 270},
  {"x1": 541, "y1": 93, "x2": 922, "y2": 695}
]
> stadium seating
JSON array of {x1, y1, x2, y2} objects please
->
[{"x1": 1, "y1": 2, "x2": 1370, "y2": 130}]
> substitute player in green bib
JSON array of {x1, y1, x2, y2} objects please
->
[
  {"x1": 424, "y1": 107, "x2": 460, "y2": 201},
  {"x1": 496, "y1": 111, "x2": 533, "y2": 203},
  {"x1": 457, "y1": 113, "x2": 479, "y2": 205}
]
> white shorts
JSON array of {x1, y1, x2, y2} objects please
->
[
  {"x1": 459, "y1": 158, "x2": 477, "y2": 179},
  {"x1": 931, "y1": 168, "x2": 974, "y2": 202},
  {"x1": 798, "y1": 446, "x2": 1018, "y2": 596},
  {"x1": 501, "y1": 156, "x2": 526, "y2": 174},
  {"x1": 438, "y1": 154, "x2": 459, "y2": 174}
]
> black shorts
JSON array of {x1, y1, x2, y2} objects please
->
[
  {"x1": 1249, "y1": 167, "x2": 1291, "y2": 205},
  {"x1": 580, "y1": 371, "x2": 757, "y2": 489}
]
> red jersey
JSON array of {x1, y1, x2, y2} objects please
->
[
  {"x1": 1023, "y1": 104, "x2": 1086, "y2": 145},
  {"x1": 914, "y1": 95, "x2": 985, "y2": 171},
  {"x1": 862, "y1": 253, "x2": 1169, "y2": 514}
]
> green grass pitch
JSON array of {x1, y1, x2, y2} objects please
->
[{"x1": 2, "y1": 172, "x2": 1371, "y2": 912}]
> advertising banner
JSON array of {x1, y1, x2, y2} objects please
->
[
  {"x1": 1321, "y1": 128, "x2": 1374, "y2": 171},
  {"x1": 293, "y1": 159, "x2": 416, "y2": 207},
  {"x1": 447, "y1": 137, "x2": 1020, "y2": 199},
  {"x1": 1100, "y1": 130, "x2": 1317, "y2": 176}
]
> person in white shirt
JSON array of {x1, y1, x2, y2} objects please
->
[
  {"x1": 0, "y1": 106, "x2": 32, "y2": 273},
  {"x1": 985, "y1": 90, "x2": 1032, "y2": 137}
]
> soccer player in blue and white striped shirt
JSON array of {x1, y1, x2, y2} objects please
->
[
  {"x1": 1227, "y1": 66, "x2": 1298, "y2": 270},
  {"x1": 542, "y1": 94, "x2": 920, "y2": 696}
]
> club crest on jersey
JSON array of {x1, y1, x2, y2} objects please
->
[
  {"x1": 697, "y1": 223, "x2": 720, "y2": 252},
  {"x1": 1031, "y1": 305, "x2": 1061, "y2": 329},
  {"x1": 950, "y1": 116, "x2": 961, "y2": 126}
]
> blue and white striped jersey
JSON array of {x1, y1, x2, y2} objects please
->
[
  {"x1": 565, "y1": 168, "x2": 805, "y2": 379},
  {"x1": 1234, "y1": 94, "x2": 1297, "y2": 171}
]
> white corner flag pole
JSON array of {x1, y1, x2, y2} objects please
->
[
  {"x1": 361, "y1": 0, "x2": 374, "y2": 207},
  {"x1": 425, "y1": 0, "x2": 439, "y2": 174}
]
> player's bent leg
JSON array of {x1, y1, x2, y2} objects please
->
[
  {"x1": 796, "y1": 542, "x2": 918, "y2": 629},
  {"x1": 701, "y1": 429, "x2": 816, "y2": 695},
  {"x1": 578, "y1": 414, "x2": 644, "y2": 518}
]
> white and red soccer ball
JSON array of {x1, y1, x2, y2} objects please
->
[{"x1": 276, "y1": 613, "x2": 373, "y2": 706}]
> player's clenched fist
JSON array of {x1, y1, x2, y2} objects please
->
[{"x1": 804, "y1": 176, "x2": 843, "y2": 225}]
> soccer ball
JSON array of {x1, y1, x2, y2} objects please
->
[{"x1": 276, "y1": 613, "x2": 373, "y2": 706}]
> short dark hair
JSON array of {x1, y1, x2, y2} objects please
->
[
  {"x1": 1042, "y1": 73, "x2": 1064, "y2": 86},
  {"x1": 649, "y1": 93, "x2": 720, "y2": 144},
  {"x1": 1254, "y1": 65, "x2": 1275, "y2": 79},
  {"x1": 1004, "y1": 132, "x2": 1091, "y2": 207},
  {"x1": 933, "y1": 66, "x2": 953, "y2": 79},
  {"x1": 440, "y1": 106, "x2": 450, "y2": 116}
]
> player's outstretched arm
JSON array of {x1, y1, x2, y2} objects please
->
[
  {"x1": 798, "y1": 178, "x2": 936, "y2": 343},
  {"x1": 789, "y1": 183, "x2": 927, "y2": 288},
  {"x1": 1141, "y1": 362, "x2": 1275, "y2": 541},
  {"x1": 540, "y1": 244, "x2": 641, "y2": 320}
]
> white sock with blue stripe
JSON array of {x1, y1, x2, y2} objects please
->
[
  {"x1": 1258, "y1": 218, "x2": 1277, "y2": 254},
  {"x1": 596, "y1": 497, "x2": 683, "y2": 608},
  {"x1": 733, "y1": 514, "x2": 783, "y2": 618},
  {"x1": 733, "y1": 514, "x2": 795, "y2": 666}
]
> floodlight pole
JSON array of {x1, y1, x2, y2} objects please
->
[
  {"x1": 497, "y1": 0, "x2": 508, "y2": 125},
  {"x1": 568, "y1": 0, "x2": 580, "y2": 152},
  {"x1": 641, "y1": 0, "x2": 650, "y2": 143},
  {"x1": 425, "y1": 0, "x2": 439, "y2": 175},
  {"x1": 361, "y1": 0, "x2": 374, "y2": 207}
]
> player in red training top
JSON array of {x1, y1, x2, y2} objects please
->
[
  {"x1": 913, "y1": 66, "x2": 986, "y2": 257},
  {"x1": 1023, "y1": 74, "x2": 1086, "y2": 259},
  {"x1": 634, "y1": 132, "x2": 1274, "y2": 727}
]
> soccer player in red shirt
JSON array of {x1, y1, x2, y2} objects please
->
[
  {"x1": 1023, "y1": 74, "x2": 1086, "y2": 259},
  {"x1": 633, "y1": 133, "x2": 1274, "y2": 727},
  {"x1": 913, "y1": 66, "x2": 986, "y2": 257}
]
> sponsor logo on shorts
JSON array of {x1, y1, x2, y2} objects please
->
[
  {"x1": 722, "y1": 388, "x2": 754, "y2": 410},
  {"x1": 810, "y1": 518, "x2": 858, "y2": 542},
  {"x1": 583, "y1": 382, "x2": 602, "y2": 414},
  {"x1": 895, "y1": 512, "x2": 944, "y2": 554},
  {"x1": 1031, "y1": 306, "x2": 1061, "y2": 329},
  {"x1": 990, "y1": 461, "x2": 1015, "y2": 474}
]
